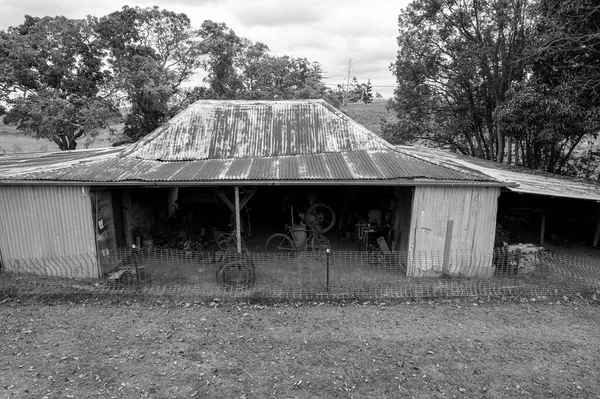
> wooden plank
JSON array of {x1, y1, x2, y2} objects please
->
[
  {"x1": 235, "y1": 186, "x2": 241, "y2": 254},
  {"x1": 442, "y1": 220, "x2": 454, "y2": 274},
  {"x1": 594, "y1": 211, "x2": 600, "y2": 247},
  {"x1": 540, "y1": 215, "x2": 546, "y2": 245}
]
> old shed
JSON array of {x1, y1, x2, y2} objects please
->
[{"x1": 0, "y1": 100, "x2": 507, "y2": 279}]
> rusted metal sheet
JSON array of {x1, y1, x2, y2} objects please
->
[
  {"x1": 407, "y1": 186, "x2": 500, "y2": 278},
  {"x1": 5, "y1": 150, "x2": 493, "y2": 183},
  {"x1": 0, "y1": 100, "x2": 499, "y2": 185},
  {"x1": 0, "y1": 147, "x2": 122, "y2": 177},
  {"x1": 122, "y1": 100, "x2": 394, "y2": 161},
  {"x1": 0, "y1": 185, "x2": 99, "y2": 278},
  {"x1": 398, "y1": 145, "x2": 600, "y2": 201}
]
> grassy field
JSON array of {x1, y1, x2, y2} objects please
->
[
  {"x1": 0, "y1": 118, "x2": 121, "y2": 154},
  {"x1": 342, "y1": 99, "x2": 398, "y2": 136},
  {"x1": 1, "y1": 295, "x2": 598, "y2": 398}
]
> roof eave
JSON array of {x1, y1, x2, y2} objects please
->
[{"x1": 0, "y1": 178, "x2": 511, "y2": 187}]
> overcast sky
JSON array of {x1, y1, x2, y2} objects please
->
[{"x1": 0, "y1": 0, "x2": 411, "y2": 98}]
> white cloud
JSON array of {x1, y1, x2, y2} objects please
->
[{"x1": 0, "y1": 0, "x2": 411, "y2": 98}]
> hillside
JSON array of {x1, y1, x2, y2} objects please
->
[
  {"x1": 0, "y1": 117, "x2": 120, "y2": 154},
  {"x1": 341, "y1": 99, "x2": 398, "y2": 136}
]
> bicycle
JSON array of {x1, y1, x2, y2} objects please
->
[
  {"x1": 265, "y1": 223, "x2": 329, "y2": 256},
  {"x1": 216, "y1": 230, "x2": 247, "y2": 252}
]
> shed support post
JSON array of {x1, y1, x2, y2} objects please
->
[
  {"x1": 540, "y1": 215, "x2": 546, "y2": 246},
  {"x1": 594, "y1": 211, "x2": 600, "y2": 247},
  {"x1": 235, "y1": 186, "x2": 242, "y2": 254}
]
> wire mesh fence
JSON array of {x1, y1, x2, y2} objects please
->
[{"x1": 1, "y1": 247, "x2": 599, "y2": 301}]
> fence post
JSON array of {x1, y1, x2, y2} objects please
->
[
  {"x1": 326, "y1": 248, "x2": 330, "y2": 293},
  {"x1": 132, "y1": 245, "x2": 141, "y2": 291}
]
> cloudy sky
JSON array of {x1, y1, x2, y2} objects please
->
[{"x1": 0, "y1": 0, "x2": 412, "y2": 98}]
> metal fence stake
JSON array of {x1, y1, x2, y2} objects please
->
[{"x1": 326, "y1": 248, "x2": 331, "y2": 293}]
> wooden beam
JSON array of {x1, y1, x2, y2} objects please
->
[
  {"x1": 235, "y1": 186, "x2": 241, "y2": 254},
  {"x1": 442, "y1": 220, "x2": 454, "y2": 274},
  {"x1": 594, "y1": 212, "x2": 600, "y2": 247},
  {"x1": 215, "y1": 191, "x2": 235, "y2": 212}
]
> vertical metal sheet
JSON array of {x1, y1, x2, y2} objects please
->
[
  {"x1": 407, "y1": 186, "x2": 500, "y2": 277},
  {"x1": 0, "y1": 185, "x2": 99, "y2": 278}
]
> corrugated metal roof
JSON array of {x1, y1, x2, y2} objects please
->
[
  {"x1": 0, "y1": 101, "x2": 501, "y2": 185},
  {"x1": 121, "y1": 100, "x2": 395, "y2": 160},
  {"x1": 4, "y1": 150, "x2": 494, "y2": 183},
  {"x1": 0, "y1": 147, "x2": 124, "y2": 177},
  {"x1": 398, "y1": 146, "x2": 600, "y2": 201}
]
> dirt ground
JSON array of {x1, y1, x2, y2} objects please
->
[{"x1": 1, "y1": 295, "x2": 599, "y2": 398}]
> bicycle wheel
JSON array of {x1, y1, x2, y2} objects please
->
[
  {"x1": 310, "y1": 232, "x2": 329, "y2": 257},
  {"x1": 305, "y1": 203, "x2": 336, "y2": 233},
  {"x1": 216, "y1": 258, "x2": 255, "y2": 288},
  {"x1": 265, "y1": 233, "x2": 295, "y2": 252},
  {"x1": 217, "y1": 233, "x2": 234, "y2": 250}
]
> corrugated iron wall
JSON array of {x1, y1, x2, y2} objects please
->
[
  {"x1": 0, "y1": 185, "x2": 99, "y2": 278},
  {"x1": 407, "y1": 186, "x2": 500, "y2": 277}
]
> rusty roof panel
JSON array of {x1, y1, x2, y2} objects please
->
[
  {"x1": 3, "y1": 149, "x2": 499, "y2": 184},
  {"x1": 398, "y1": 145, "x2": 600, "y2": 200},
  {"x1": 323, "y1": 152, "x2": 354, "y2": 180},
  {"x1": 279, "y1": 157, "x2": 299, "y2": 180},
  {"x1": 225, "y1": 158, "x2": 253, "y2": 180},
  {"x1": 0, "y1": 99, "x2": 499, "y2": 186},
  {"x1": 0, "y1": 148, "x2": 123, "y2": 177},
  {"x1": 342, "y1": 151, "x2": 383, "y2": 179},
  {"x1": 371, "y1": 151, "x2": 465, "y2": 180},
  {"x1": 121, "y1": 100, "x2": 395, "y2": 161},
  {"x1": 247, "y1": 158, "x2": 279, "y2": 180}
]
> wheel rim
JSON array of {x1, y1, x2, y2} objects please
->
[
  {"x1": 266, "y1": 233, "x2": 294, "y2": 252},
  {"x1": 216, "y1": 259, "x2": 255, "y2": 288},
  {"x1": 305, "y1": 203, "x2": 336, "y2": 233}
]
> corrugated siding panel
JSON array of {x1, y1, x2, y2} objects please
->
[
  {"x1": 407, "y1": 186, "x2": 499, "y2": 277},
  {"x1": 0, "y1": 186, "x2": 98, "y2": 278}
]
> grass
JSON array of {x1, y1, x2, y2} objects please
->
[
  {"x1": 342, "y1": 99, "x2": 398, "y2": 135},
  {"x1": 1, "y1": 294, "x2": 599, "y2": 398},
  {"x1": 0, "y1": 118, "x2": 121, "y2": 154}
]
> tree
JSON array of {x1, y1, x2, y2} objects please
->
[
  {"x1": 361, "y1": 80, "x2": 374, "y2": 104},
  {"x1": 197, "y1": 20, "x2": 245, "y2": 98},
  {"x1": 198, "y1": 21, "x2": 331, "y2": 102},
  {"x1": 0, "y1": 16, "x2": 118, "y2": 150},
  {"x1": 495, "y1": 0, "x2": 600, "y2": 174},
  {"x1": 388, "y1": 0, "x2": 531, "y2": 162},
  {"x1": 96, "y1": 6, "x2": 204, "y2": 141}
]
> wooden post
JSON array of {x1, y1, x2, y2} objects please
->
[
  {"x1": 593, "y1": 211, "x2": 600, "y2": 247},
  {"x1": 442, "y1": 220, "x2": 454, "y2": 274},
  {"x1": 167, "y1": 187, "x2": 179, "y2": 216},
  {"x1": 540, "y1": 215, "x2": 546, "y2": 245},
  {"x1": 234, "y1": 186, "x2": 242, "y2": 254}
]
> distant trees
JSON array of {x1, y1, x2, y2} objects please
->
[
  {"x1": 387, "y1": 0, "x2": 600, "y2": 176},
  {"x1": 0, "y1": 16, "x2": 118, "y2": 150},
  {"x1": 95, "y1": 6, "x2": 205, "y2": 142},
  {"x1": 198, "y1": 20, "x2": 332, "y2": 101},
  {"x1": 0, "y1": 9, "x2": 334, "y2": 150}
]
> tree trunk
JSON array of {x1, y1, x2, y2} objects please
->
[
  {"x1": 52, "y1": 134, "x2": 78, "y2": 151},
  {"x1": 495, "y1": 118, "x2": 505, "y2": 163}
]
